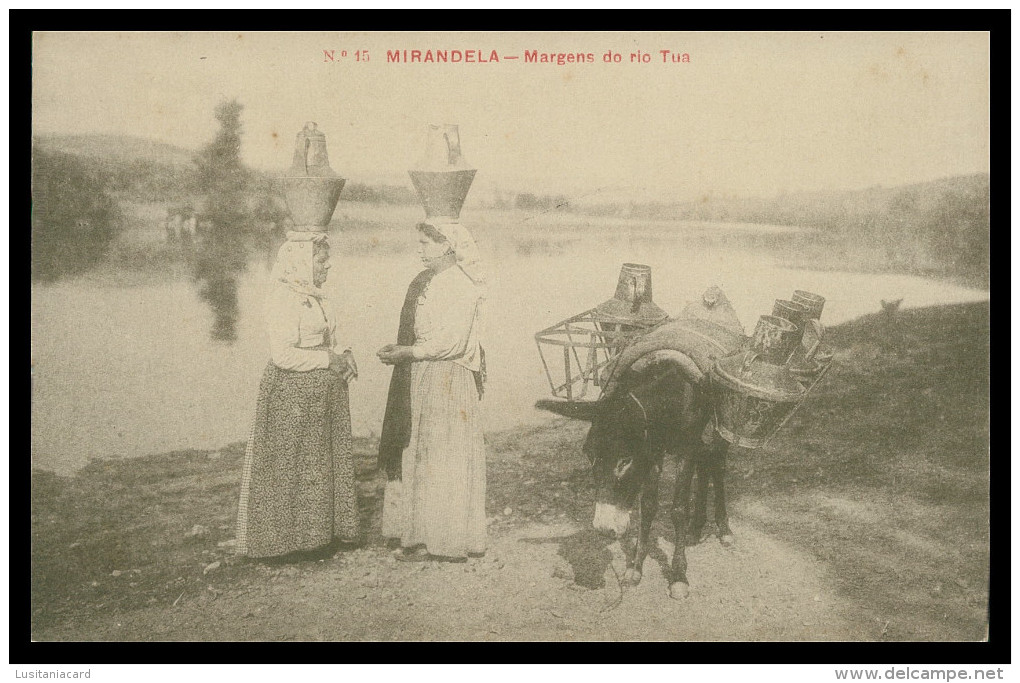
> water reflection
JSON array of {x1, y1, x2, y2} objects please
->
[
  {"x1": 196, "y1": 273, "x2": 240, "y2": 342},
  {"x1": 189, "y1": 212, "x2": 284, "y2": 343}
]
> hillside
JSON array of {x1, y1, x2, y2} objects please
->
[
  {"x1": 33, "y1": 134, "x2": 198, "y2": 169},
  {"x1": 583, "y1": 173, "x2": 989, "y2": 287},
  {"x1": 33, "y1": 134, "x2": 201, "y2": 204},
  {"x1": 31, "y1": 133, "x2": 414, "y2": 208},
  {"x1": 572, "y1": 174, "x2": 989, "y2": 221}
]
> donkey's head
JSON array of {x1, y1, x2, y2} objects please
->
[
  {"x1": 584, "y1": 350, "x2": 702, "y2": 537},
  {"x1": 535, "y1": 387, "x2": 648, "y2": 536},
  {"x1": 584, "y1": 395, "x2": 652, "y2": 537}
]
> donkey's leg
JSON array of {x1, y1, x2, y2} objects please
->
[
  {"x1": 689, "y1": 456, "x2": 710, "y2": 542},
  {"x1": 709, "y1": 443, "x2": 734, "y2": 546},
  {"x1": 668, "y1": 453, "x2": 697, "y2": 599},
  {"x1": 623, "y1": 462, "x2": 661, "y2": 586}
]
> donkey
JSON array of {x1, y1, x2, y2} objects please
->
[
  {"x1": 539, "y1": 301, "x2": 747, "y2": 598},
  {"x1": 582, "y1": 348, "x2": 733, "y2": 599}
]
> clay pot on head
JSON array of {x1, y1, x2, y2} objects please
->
[
  {"x1": 408, "y1": 123, "x2": 477, "y2": 221},
  {"x1": 281, "y1": 122, "x2": 346, "y2": 231}
]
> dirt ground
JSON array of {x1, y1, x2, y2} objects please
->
[{"x1": 29, "y1": 302, "x2": 990, "y2": 642}]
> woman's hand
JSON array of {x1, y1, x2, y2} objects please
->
[
  {"x1": 376, "y1": 344, "x2": 414, "y2": 366},
  {"x1": 340, "y1": 349, "x2": 358, "y2": 382},
  {"x1": 330, "y1": 349, "x2": 358, "y2": 382}
]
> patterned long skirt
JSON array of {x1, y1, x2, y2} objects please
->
[
  {"x1": 236, "y1": 364, "x2": 359, "y2": 558},
  {"x1": 382, "y1": 360, "x2": 486, "y2": 558}
]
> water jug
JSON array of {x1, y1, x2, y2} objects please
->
[
  {"x1": 408, "y1": 124, "x2": 477, "y2": 221},
  {"x1": 710, "y1": 315, "x2": 806, "y2": 449},
  {"x1": 281, "y1": 122, "x2": 346, "y2": 231}
]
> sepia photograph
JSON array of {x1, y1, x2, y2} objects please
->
[{"x1": 29, "y1": 30, "x2": 990, "y2": 644}]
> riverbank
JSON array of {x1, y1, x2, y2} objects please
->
[{"x1": 29, "y1": 301, "x2": 990, "y2": 641}]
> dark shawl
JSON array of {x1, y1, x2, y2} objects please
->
[{"x1": 378, "y1": 269, "x2": 435, "y2": 479}]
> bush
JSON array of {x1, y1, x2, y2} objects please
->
[{"x1": 32, "y1": 149, "x2": 121, "y2": 281}]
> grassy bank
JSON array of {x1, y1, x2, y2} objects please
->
[
  {"x1": 30, "y1": 301, "x2": 989, "y2": 641},
  {"x1": 734, "y1": 301, "x2": 990, "y2": 640}
]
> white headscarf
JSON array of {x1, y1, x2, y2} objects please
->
[
  {"x1": 423, "y1": 220, "x2": 486, "y2": 292},
  {"x1": 270, "y1": 231, "x2": 329, "y2": 298}
]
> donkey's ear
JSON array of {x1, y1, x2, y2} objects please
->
[{"x1": 534, "y1": 399, "x2": 599, "y2": 422}]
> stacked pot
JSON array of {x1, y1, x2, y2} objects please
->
[{"x1": 710, "y1": 290, "x2": 832, "y2": 449}]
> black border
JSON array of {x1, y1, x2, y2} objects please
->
[{"x1": 15, "y1": 10, "x2": 1008, "y2": 666}]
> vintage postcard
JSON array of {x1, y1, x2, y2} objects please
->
[{"x1": 30, "y1": 30, "x2": 990, "y2": 645}]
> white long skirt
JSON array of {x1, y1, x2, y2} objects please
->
[{"x1": 381, "y1": 360, "x2": 487, "y2": 557}]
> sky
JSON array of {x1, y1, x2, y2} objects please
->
[{"x1": 31, "y1": 31, "x2": 990, "y2": 202}]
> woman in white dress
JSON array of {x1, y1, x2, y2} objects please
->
[{"x1": 377, "y1": 220, "x2": 487, "y2": 562}]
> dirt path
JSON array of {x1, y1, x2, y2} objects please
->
[{"x1": 34, "y1": 514, "x2": 874, "y2": 642}]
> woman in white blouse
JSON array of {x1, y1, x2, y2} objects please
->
[
  {"x1": 236, "y1": 232, "x2": 361, "y2": 559},
  {"x1": 377, "y1": 221, "x2": 487, "y2": 562}
]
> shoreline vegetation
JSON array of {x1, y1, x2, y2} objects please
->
[
  {"x1": 31, "y1": 133, "x2": 989, "y2": 291},
  {"x1": 30, "y1": 301, "x2": 990, "y2": 641}
]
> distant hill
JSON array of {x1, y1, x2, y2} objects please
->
[
  {"x1": 574, "y1": 173, "x2": 989, "y2": 226},
  {"x1": 33, "y1": 134, "x2": 197, "y2": 169},
  {"x1": 568, "y1": 173, "x2": 989, "y2": 286},
  {"x1": 30, "y1": 133, "x2": 418, "y2": 208},
  {"x1": 33, "y1": 134, "x2": 202, "y2": 204}
]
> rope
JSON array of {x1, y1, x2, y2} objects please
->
[{"x1": 600, "y1": 560, "x2": 624, "y2": 613}]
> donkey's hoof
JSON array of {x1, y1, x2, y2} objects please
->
[
  {"x1": 622, "y1": 568, "x2": 643, "y2": 586},
  {"x1": 668, "y1": 581, "x2": 690, "y2": 600},
  {"x1": 719, "y1": 533, "x2": 735, "y2": 547}
]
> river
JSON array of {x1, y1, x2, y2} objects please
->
[{"x1": 31, "y1": 229, "x2": 989, "y2": 474}]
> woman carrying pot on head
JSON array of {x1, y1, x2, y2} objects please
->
[
  {"x1": 236, "y1": 232, "x2": 361, "y2": 559},
  {"x1": 377, "y1": 220, "x2": 487, "y2": 563}
]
